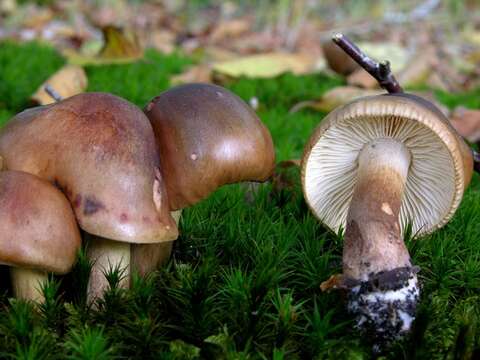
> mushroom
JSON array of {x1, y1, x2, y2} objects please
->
[
  {"x1": 0, "y1": 93, "x2": 178, "y2": 303},
  {"x1": 135, "y1": 83, "x2": 276, "y2": 274},
  {"x1": 0, "y1": 170, "x2": 81, "y2": 301},
  {"x1": 302, "y1": 92, "x2": 473, "y2": 341}
]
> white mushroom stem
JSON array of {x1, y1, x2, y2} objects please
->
[
  {"x1": 131, "y1": 210, "x2": 182, "y2": 277},
  {"x1": 87, "y1": 236, "x2": 131, "y2": 304},
  {"x1": 87, "y1": 210, "x2": 182, "y2": 304},
  {"x1": 10, "y1": 268, "x2": 48, "y2": 302},
  {"x1": 343, "y1": 138, "x2": 420, "y2": 341},
  {"x1": 343, "y1": 138, "x2": 412, "y2": 279}
]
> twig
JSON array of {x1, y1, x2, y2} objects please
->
[
  {"x1": 44, "y1": 85, "x2": 63, "y2": 103},
  {"x1": 332, "y1": 33, "x2": 403, "y2": 94},
  {"x1": 332, "y1": 33, "x2": 480, "y2": 175}
]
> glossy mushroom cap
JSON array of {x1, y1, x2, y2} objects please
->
[
  {"x1": 0, "y1": 93, "x2": 177, "y2": 244},
  {"x1": 302, "y1": 93, "x2": 473, "y2": 237},
  {"x1": 145, "y1": 83, "x2": 276, "y2": 210},
  {"x1": 0, "y1": 171, "x2": 81, "y2": 273}
]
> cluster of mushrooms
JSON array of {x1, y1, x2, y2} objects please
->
[
  {"x1": 0, "y1": 34, "x2": 476, "y2": 348},
  {"x1": 0, "y1": 83, "x2": 275, "y2": 303}
]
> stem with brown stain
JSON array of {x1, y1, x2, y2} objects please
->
[{"x1": 343, "y1": 138, "x2": 412, "y2": 279}]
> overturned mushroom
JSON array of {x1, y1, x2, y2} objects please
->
[
  {"x1": 302, "y1": 33, "x2": 475, "y2": 345},
  {"x1": 303, "y1": 93, "x2": 472, "y2": 341},
  {"x1": 136, "y1": 83, "x2": 276, "y2": 274},
  {"x1": 0, "y1": 93, "x2": 178, "y2": 303},
  {"x1": 0, "y1": 170, "x2": 81, "y2": 301}
]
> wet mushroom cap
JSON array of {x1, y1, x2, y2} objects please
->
[
  {"x1": 0, "y1": 93, "x2": 177, "y2": 244},
  {"x1": 0, "y1": 171, "x2": 81, "y2": 273},
  {"x1": 302, "y1": 93, "x2": 472, "y2": 236},
  {"x1": 145, "y1": 83, "x2": 275, "y2": 210}
]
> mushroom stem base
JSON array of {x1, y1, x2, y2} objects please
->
[
  {"x1": 86, "y1": 236, "x2": 130, "y2": 305},
  {"x1": 346, "y1": 266, "x2": 420, "y2": 346},
  {"x1": 10, "y1": 267, "x2": 48, "y2": 302}
]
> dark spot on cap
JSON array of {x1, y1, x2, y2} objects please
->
[
  {"x1": 142, "y1": 216, "x2": 150, "y2": 223},
  {"x1": 83, "y1": 196, "x2": 105, "y2": 216},
  {"x1": 120, "y1": 213, "x2": 128, "y2": 223},
  {"x1": 73, "y1": 194, "x2": 82, "y2": 208}
]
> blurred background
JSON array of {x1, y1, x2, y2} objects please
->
[{"x1": 1, "y1": 0, "x2": 480, "y2": 138}]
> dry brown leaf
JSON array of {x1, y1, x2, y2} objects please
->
[
  {"x1": 347, "y1": 69, "x2": 378, "y2": 89},
  {"x1": 320, "y1": 274, "x2": 346, "y2": 292},
  {"x1": 63, "y1": 26, "x2": 143, "y2": 66},
  {"x1": 31, "y1": 65, "x2": 87, "y2": 105},
  {"x1": 21, "y1": 6, "x2": 53, "y2": 29},
  {"x1": 397, "y1": 48, "x2": 436, "y2": 88},
  {"x1": 450, "y1": 107, "x2": 480, "y2": 142},
  {"x1": 290, "y1": 86, "x2": 384, "y2": 113},
  {"x1": 213, "y1": 52, "x2": 322, "y2": 79},
  {"x1": 209, "y1": 18, "x2": 251, "y2": 43},
  {"x1": 148, "y1": 30, "x2": 176, "y2": 54},
  {"x1": 203, "y1": 46, "x2": 238, "y2": 62},
  {"x1": 170, "y1": 64, "x2": 212, "y2": 85}
]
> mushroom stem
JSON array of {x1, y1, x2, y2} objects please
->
[
  {"x1": 131, "y1": 210, "x2": 182, "y2": 277},
  {"x1": 343, "y1": 138, "x2": 420, "y2": 342},
  {"x1": 10, "y1": 267, "x2": 48, "y2": 302},
  {"x1": 86, "y1": 236, "x2": 130, "y2": 304}
]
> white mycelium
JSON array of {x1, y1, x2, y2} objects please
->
[
  {"x1": 304, "y1": 113, "x2": 456, "y2": 237},
  {"x1": 348, "y1": 275, "x2": 420, "y2": 339}
]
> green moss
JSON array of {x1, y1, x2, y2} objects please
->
[
  {"x1": 85, "y1": 49, "x2": 193, "y2": 108},
  {"x1": 1, "y1": 41, "x2": 480, "y2": 359},
  {"x1": 0, "y1": 109, "x2": 13, "y2": 128},
  {"x1": 0, "y1": 41, "x2": 65, "y2": 113}
]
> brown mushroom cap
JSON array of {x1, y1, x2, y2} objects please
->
[
  {"x1": 0, "y1": 93, "x2": 177, "y2": 244},
  {"x1": 0, "y1": 171, "x2": 81, "y2": 273},
  {"x1": 302, "y1": 93, "x2": 473, "y2": 237},
  {"x1": 144, "y1": 83, "x2": 275, "y2": 210}
]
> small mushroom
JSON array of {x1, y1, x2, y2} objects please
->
[
  {"x1": 136, "y1": 83, "x2": 276, "y2": 273},
  {"x1": 0, "y1": 170, "x2": 81, "y2": 301},
  {"x1": 302, "y1": 93, "x2": 472, "y2": 341},
  {"x1": 0, "y1": 93, "x2": 178, "y2": 303}
]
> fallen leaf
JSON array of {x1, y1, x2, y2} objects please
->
[
  {"x1": 290, "y1": 86, "x2": 384, "y2": 113},
  {"x1": 21, "y1": 6, "x2": 54, "y2": 29},
  {"x1": 170, "y1": 64, "x2": 212, "y2": 85},
  {"x1": 320, "y1": 274, "x2": 346, "y2": 292},
  {"x1": 209, "y1": 18, "x2": 251, "y2": 43},
  {"x1": 147, "y1": 30, "x2": 176, "y2": 54},
  {"x1": 0, "y1": 0, "x2": 16, "y2": 16},
  {"x1": 63, "y1": 26, "x2": 143, "y2": 66},
  {"x1": 347, "y1": 69, "x2": 379, "y2": 89},
  {"x1": 397, "y1": 48, "x2": 436, "y2": 88},
  {"x1": 213, "y1": 52, "x2": 323, "y2": 79},
  {"x1": 98, "y1": 25, "x2": 143, "y2": 59},
  {"x1": 357, "y1": 42, "x2": 408, "y2": 73},
  {"x1": 31, "y1": 65, "x2": 87, "y2": 105},
  {"x1": 450, "y1": 107, "x2": 480, "y2": 142}
]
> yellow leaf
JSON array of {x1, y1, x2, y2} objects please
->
[
  {"x1": 31, "y1": 65, "x2": 87, "y2": 105},
  {"x1": 63, "y1": 26, "x2": 143, "y2": 66},
  {"x1": 212, "y1": 52, "x2": 324, "y2": 79}
]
